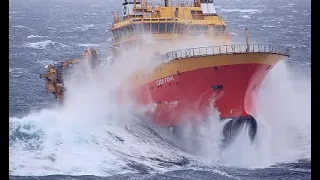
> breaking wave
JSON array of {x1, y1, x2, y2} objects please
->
[
  {"x1": 78, "y1": 43, "x2": 101, "y2": 48},
  {"x1": 220, "y1": 8, "x2": 261, "y2": 14},
  {"x1": 27, "y1": 35, "x2": 48, "y2": 39},
  {"x1": 25, "y1": 40, "x2": 69, "y2": 50},
  {"x1": 75, "y1": 24, "x2": 95, "y2": 32}
]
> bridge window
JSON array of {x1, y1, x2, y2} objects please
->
[
  {"x1": 194, "y1": 25, "x2": 208, "y2": 33},
  {"x1": 167, "y1": 23, "x2": 174, "y2": 33},
  {"x1": 174, "y1": 23, "x2": 180, "y2": 33},
  {"x1": 124, "y1": 26, "x2": 130, "y2": 35},
  {"x1": 214, "y1": 25, "x2": 226, "y2": 35},
  {"x1": 191, "y1": 10, "x2": 203, "y2": 15},
  {"x1": 143, "y1": 23, "x2": 151, "y2": 33},
  {"x1": 195, "y1": 25, "x2": 202, "y2": 32},
  {"x1": 133, "y1": 24, "x2": 143, "y2": 33},
  {"x1": 159, "y1": 23, "x2": 166, "y2": 33},
  {"x1": 116, "y1": 29, "x2": 121, "y2": 38},
  {"x1": 128, "y1": 24, "x2": 134, "y2": 35},
  {"x1": 173, "y1": 23, "x2": 180, "y2": 34},
  {"x1": 112, "y1": 29, "x2": 118, "y2": 38},
  {"x1": 200, "y1": 0, "x2": 213, "y2": 3},
  {"x1": 151, "y1": 23, "x2": 158, "y2": 33},
  {"x1": 112, "y1": 30, "x2": 117, "y2": 38},
  {"x1": 176, "y1": 23, "x2": 186, "y2": 33},
  {"x1": 215, "y1": 25, "x2": 226, "y2": 31},
  {"x1": 113, "y1": 25, "x2": 135, "y2": 38},
  {"x1": 203, "y1": 25, "x2": 209, "y2": 32},
  {"x1": 118, "y1": 28, "x2": 124, "y2": 37},
  {"x1": 191, "y1": 10, "x2": 204, "y2": 20},
  {"x1": 187, "y1": 25, "x2": 195, "y2": 33}
]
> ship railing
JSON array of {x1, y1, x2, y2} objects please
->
[
  {"x1": 190, "y1": 14, "x2": 221, "y2": 20},
  {"x1": 172, "y1": 1, "x2": 194, "y2": 7},
  {"x1": 146, "y1": 1, "x2": 195, "y2": 7},
  {"x1": 165, "y1": 44, "x2": 291, "y2": 61}
]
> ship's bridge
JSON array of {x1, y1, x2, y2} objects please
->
[{"x1": 111, "y1": 0, "x2": 228, "y2": 45}]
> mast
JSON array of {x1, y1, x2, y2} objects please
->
[
  {"x1": 194, "y1": 0, "x2": 201, "y2": 7},
  {"x1": 245, "y1": 27, "x2": 249, "y2": 52},
  {"x1": 165, "y1": 0, "x2": 168, "y2": 7}
]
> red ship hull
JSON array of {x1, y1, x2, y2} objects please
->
[
  {"x1": 121, "y1": 53, "x2": 287, "y2": 127},
  {"x1": 134, "y1": 64, "x2": 269, "y2": 126}
]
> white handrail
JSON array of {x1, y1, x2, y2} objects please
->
[{"x1": 165, "y1": 44, "x2": 291, "y2": 60}]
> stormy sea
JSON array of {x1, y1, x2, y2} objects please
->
[{"x1": 9, "y1": 0, "x2": 310, "y2": 179}]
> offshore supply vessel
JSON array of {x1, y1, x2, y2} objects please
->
[{"x1": 40, "y1": 0, "x2": 291, "y2": 147}]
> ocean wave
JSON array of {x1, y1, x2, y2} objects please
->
[
  {"x1": 220, "y1": 8, "x2": 261, "y2": 14},
  {"x1": 292, "y1": 45, "x2": 308, "y2": 49},
  {"x1": 9, "y1": 68, "x2": 27, "y2": 78},
  {"x1": 303, "y1": 12, "x2": 310, "y2": 16},
  {"x1": 279, "y1": 5, "x2": 295, "y2": 8},
  {"x1": 75, "y1": 24, "x2": 95, "y2": 31},
  {"x1": 13, "y1": 25, "x2": 28, "y2": 29},
  {"x1": 25, "y1": 40, "x2": 69, "y2": 50},
  {"x1": 90, "y1": 5, "x2": 100, "y2": 8},
  {"x1": 288, "y1": 60, "x2": 310, "y2": 66},
  {"x1": 240, "y1": 15, "x2": 251, "y2": 19},
  {"x1": 9, "y1": 11, "x2": 22, "y2": 14},
  {"x1": 27, "y1": 35, "x2": 48, "y2": 39},
  {"x1": 47, "y1": 27, "x2": 57, "y2": 30},
  {"x1": 9, "y1": 102, "x2": 191, "y2": 176},
  {"x1": 78, "y1": 43, "x2": 101, "y2": 47},
  {"x1": 262, "y1": 25, "x2": 276, "y2": 28}
]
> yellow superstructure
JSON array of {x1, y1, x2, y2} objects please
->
[{"x1": 111, "y1": 0, "x2": 231, "y2": 55}]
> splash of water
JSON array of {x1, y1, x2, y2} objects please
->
[
  {"x1": 9, "y1": 51, "x2": 192, "y2": 176},
  {"x1": 216, "y1": 61, "x2": 310, "y2": 168},
  {"x1": 9, "y1": 41, "x2": 310, "y2": 176},
  {"x1": 148, "y1": 60, "x2": 310, "y2": 169}
]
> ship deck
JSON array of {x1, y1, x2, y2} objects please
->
[
  {"x1": 97, "y1": 44, "x2": 291, "y2": 63},
  {"x1": 164, "y1": 44, "x2": 291, "y2": 61}
]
